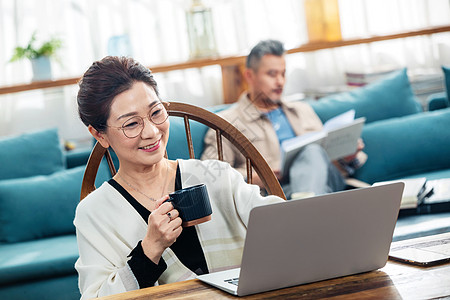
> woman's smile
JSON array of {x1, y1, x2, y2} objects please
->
[{"x1": 139, "y1": 139, "x2": 161, "y2": 152}]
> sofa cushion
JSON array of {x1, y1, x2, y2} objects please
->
[
  {"x1": 427, "y1": 92, "x2": 449, "y2": 111},
  {"x1": 0, "y1": 274, "x2": 80, "y2": 300},
  {"x1": 0, "y1": 166, "x2": 84, "y2": 243},
  {"x1": 353, "y1": 108, "x2": 450, "y2": 184},
  {"x1": 309, "y1": 68, "x2": 422, "y2": 124},
  {"x1": 0, "y1": 235, "x2": 78, "y2": 285},
  {"x1": 0, "y1": 128, "x2": 65, "y2": 180},
  {"x1": 443, "y1": 65, "x2": 450, "y2": 103}
]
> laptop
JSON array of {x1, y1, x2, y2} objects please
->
[
  {"x1": 197, "y1": 182, "x2": 404, "y2": 296},
  {"x1": 389, "y1": 232, "x2": 450, "y2": 266}
]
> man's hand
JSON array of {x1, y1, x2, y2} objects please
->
[{"x1": 342, "y1": 138, "x2": 365, "y2": 162}]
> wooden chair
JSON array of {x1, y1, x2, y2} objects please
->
[{"x1": 80, "y1": 102, "x2": 286, "y2": 200}]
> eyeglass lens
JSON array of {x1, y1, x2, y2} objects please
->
[{"x1": 122, "y1": 103, "x2": 168, "y2": 138}]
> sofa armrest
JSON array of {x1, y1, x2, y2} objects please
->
[
  {"x1": 64, "y1": 148, "x2": 91, "y2": 169},
  {"x1": 427, "y1": 92, "x2": 449, "y2": 111}
]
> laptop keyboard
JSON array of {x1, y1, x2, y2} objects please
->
[
  {"x1": 390, "y1": 237, "x2": 450, "y2": 251},
  {"x1": 224, "y1": 277, "x2": 239, "y2": 286}
]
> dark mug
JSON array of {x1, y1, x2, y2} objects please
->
[{"x1": 166, "y1": 184, "x2": 212, "y2": 227}]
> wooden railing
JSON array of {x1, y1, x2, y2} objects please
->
[{"x1": 1, "y1": 25, "x2": 449, "y2": 102}]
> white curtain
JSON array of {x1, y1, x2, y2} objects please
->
[
  {"x1": 0, "y1": 0, "x2": 449, "y2": 146},
  {"x1": 284, "y1": 0, "x2": 450, "y2": 97}
]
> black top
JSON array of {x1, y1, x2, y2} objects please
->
[{"x1": 108, "y1": 164, "x2": 208, "y2": 288}]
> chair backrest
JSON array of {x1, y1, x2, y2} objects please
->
[{"x1": 80, "y1": 102, "x2": 286, "y2": 200}]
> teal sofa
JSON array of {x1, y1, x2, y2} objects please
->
[
  {"x1": 0, "y1": 129, "x2": 113, "y2": 300},
  {"x1": 167, "y1": 68, "x2": 450, "y2": 185},
  {"x1": 167, "y1": 68, "x2": 450, "y2": 242},
  {"x1": 0, "y1": 129, "x2": 83, "y2": 300},
  {"x1": 1, "y1": 68, "x2": 449, "y2": 299}
]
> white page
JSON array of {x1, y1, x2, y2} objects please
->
[{"x1": 323, "y1": 109, "x2": 356, "y2": 130}]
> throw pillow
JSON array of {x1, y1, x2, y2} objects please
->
[
  {"x1": 0, "y1": 166, "x2": 84, "y2": 243},
  {"x1": 0, "y1": 128, "x2": 65, "y2": 180},
  {"x1": 309, "y1": 68, "x2": 422, "y2": 124},
  {"x1": 443, "y1": 65, "x2": 450, "y2": 102},
  {"x1": 353, "y1": 107, "x2": 450, "y2": 184}
]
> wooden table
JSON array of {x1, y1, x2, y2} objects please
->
[{"x1": 99, "y1": 260, "x2": 450, "y2": 299}]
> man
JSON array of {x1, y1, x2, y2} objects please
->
[{"x1": 201, "y1": 40, "x2": 365, "y2": 199}]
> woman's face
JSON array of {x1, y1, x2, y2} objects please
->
[{"x1": 101, "y1": 81, "x2": 169, "y2": 170}]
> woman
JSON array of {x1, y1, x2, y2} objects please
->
[{"x1": 74, "y1": 56, "x2": 284, "y2": 299}]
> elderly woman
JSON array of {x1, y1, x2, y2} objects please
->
[{"x1": 74, "y1": 56, "x2": 284, "y2": 299}]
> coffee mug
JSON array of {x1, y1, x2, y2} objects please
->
[{"x1": 166, "y1": 184, "x2": 212, "y2": 227}]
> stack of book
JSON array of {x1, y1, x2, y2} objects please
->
[
  {"x1": 345, "y1": 67, "x2": 398, "y2": 87},
  {"x1": 408, "y1": 69, "x2": 445, "y2": 106}
]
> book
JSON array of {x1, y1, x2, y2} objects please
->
[
  {"x1": 373, "y1": 177, "x2": 431, "y2": 210},
  {"x1": 423, "y1": 178, "x2": 450, "y2": 204},
  {"x1": 280, "y1": 110, "x2": 366, "y2": 178},
  {"x1": 345, "y1": 66, "x2": 399, "y2": 87}
]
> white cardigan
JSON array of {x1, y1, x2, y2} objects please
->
[{"x1": 74, "y1": 159, "x2": 283, "y2": 299}]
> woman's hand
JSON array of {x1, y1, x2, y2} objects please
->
[{"x1": 141, "y1": 195, "x2": 183, "y2": 264}]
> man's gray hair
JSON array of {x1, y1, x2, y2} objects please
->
[{"x1": 246, "y1": 40, "x2": 285, "y2": 70}]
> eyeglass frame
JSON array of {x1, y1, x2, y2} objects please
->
[{"x1": 106, "y1": 102, "x2": 169, "y2": 138}]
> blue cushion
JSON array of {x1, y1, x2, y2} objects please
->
[
  {"x1": 353, "y1": 108, "x2": 450, "y2": 184},
  {"x1": 0, "y1": 235, "x2": 78, "y2": 285},
  {"x1": 0, "y1": 166, "x2": 84, "y2": 243},
  {"x1": 0, "y1": 128, "x2": 65, "y2": 180},
  {"x1": 309, "y1": 69, "x2": 422, "y2": 124},
  {"x1": 443, "y1": 65, "x2": 450, "y2": 103},
  {"x1": 427, "y1": 92, "x2": 449, "y2": 111}
]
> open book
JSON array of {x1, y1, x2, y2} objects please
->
[
  {"x1": 280, "y1": 110, "x2": 366, "y2": 177},
  {"x1": 373, "y1": 177, "x2": 433, "y2": 209}
]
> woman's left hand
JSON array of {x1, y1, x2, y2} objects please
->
[{"x1": 141, "y1": 195, "x2": 183, "y2": 264}]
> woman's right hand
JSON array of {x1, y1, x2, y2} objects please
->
[{"x1": 141, "y1": 195, "x2": 183, "y2": 264}]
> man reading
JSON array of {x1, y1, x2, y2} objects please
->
[{"x1": 201, "y1": 40, "x2": 366, "y2": 199}]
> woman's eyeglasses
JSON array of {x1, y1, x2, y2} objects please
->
[{"x1": 107, "y1": 102, "x2": 169, "y2": 138}]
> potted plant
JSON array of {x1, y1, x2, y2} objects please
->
[{"x1": 10, "y1": 32, "x2": 62, "y2": 81}]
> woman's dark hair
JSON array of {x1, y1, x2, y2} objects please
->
[
  {"x1": 246, "y1": 40, "x2": 285, "y2": 71},
  {"x1": 77, "y1": 56, "x2": 159, "y2": 132}
]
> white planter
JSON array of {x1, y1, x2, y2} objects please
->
[{"x1": 31, "y1": 56, "x2": 52, "y2": 81}]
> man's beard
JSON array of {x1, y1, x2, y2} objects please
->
[{"x1": 252, "y1": 91, "x2": 281, "y2": 108}]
